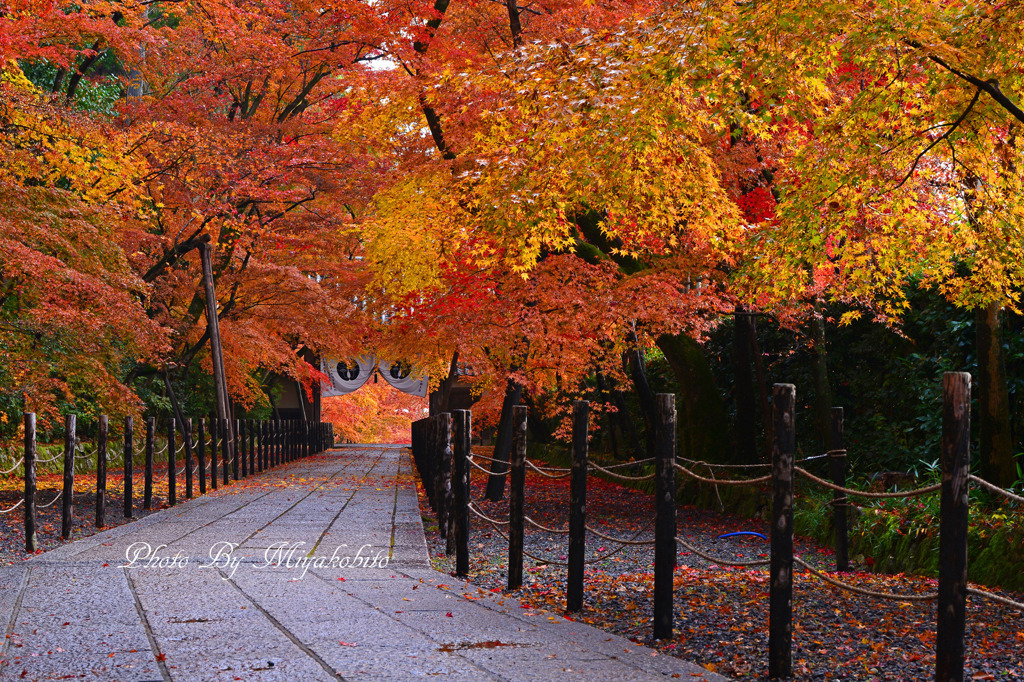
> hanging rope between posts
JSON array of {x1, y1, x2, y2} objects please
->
[
  {"x1": 468, "y1": 453, "x2": 502, "y2": 464},
  {"x1": 794, "y1": 467, "x2": 941, "y2": 498},
  {"x1": 524, "y1": 515, "x2": 570, "y2": 534},
  {"x1": 968, "y1": 475, "x2": 1024, "y2": 505},
  {"x1": 674, "y1": 462, "x2": 772, "y2": 486},
  {"x1": 587, "y1": 462, "x2": 656, "y2": 482},
  {"x1": 793, "y1": 557, "x2": 937, "y2": 601},
  {"x1": 468, "y1": 502, "x2": 511, "y2": 526},
  {"x1": 523, "y1": 459, "x2": 571, "y2": 473},
  {"x1": 0, "y1": 457, "x2": 24, "y2": 476},
  {"x1": 586, "y1": 523, "x2": 657, "y2": 545},
  {"x1": 0, "y1": 498, "x2": 25, "y2": 514},
  {"x1": 34, "y1": 449, "x2": 65, "y2": 465},
  {"x1": 796, "y1": 449, "x2": 848, "y2": 465},
  {"x1": 676, "y1": 456, "x2": 771, "y2": 470},
  {"x1": 467, "y1": 457, "x2": 496, "y2": 476},
  {"x1": 37, "y1": 489, "x2": 63, "y2": 508},
  {"x1": 593, "y1": 457, "x2": 656, "y2": 469},
  {"x1": 486, "y1": 519, "x2": 652, "y2": 566},
  {"x1": 525, "y1": 460, "x2": 573, "y2": 479},
  {"x1": 676, "y1": 535, "x2": 770, "y2": 567},
  {"x1": 968, "y1": 586, "x2": 1024, "y2": 611}
]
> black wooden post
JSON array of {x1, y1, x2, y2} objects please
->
[
  {"x1": 210, "y1": 414, "x2": 219, "y2": 489},
  {"x1": 936, "y1": 371, "x2": 971, "y2": 682},
  {"x1": 96, "y1": 415, "x2": 108, "y2": 526},
  {"x1": 653, "y1": 394, "x2": 676, "y2": 640},
  {"x1": 24, "y1": 413, "x2": 38, "y2": 552},
  {"x1": 144, "y1": 417, "x2": 154, "y2": 510},
  {"x1": 271, "y1": 420, "x2": 278, "y2": 467},
  {"x1": 258, "y1": 420, "x2": 265, "y2": 472},
  {"x1": 233, "y1": 419, "x2": 241, "y2": 480},
  {"x1": 168, "y1": 418, "x2": 177, "y2": 507},
  {"x1": 267, "y1": 420, "x2": 274, "y2": 467},
  {"x1": 248, "y1": 419, "x2": 255, "y2": 473},
  {"x1": 62, "y1": 414, "x2": 76, "y2": 539},
  {"x1": 437, "y1": 413, "x2": 453, "y2": 544},
  {"x1": 769, "y1": 383, "x2": 796, "y2": 679},
  {"x1": 184, "y1": 418, "x2": 193, "y2": 499},
  {"x1": 567, "y1": 400, "x2": 589, "y2": 613},
  {"x1": 197, "y1": 418, "x2": 207, "y2": 494},
  {"x1": 286, "y1": 419, "x2": 291, "y2": 462},
  {"x1": 427, "y1": 416, "x2": 439, "y2": 512},
  {"x1": 124, "y1": 416, "x2": 134, "y2": 517},
  {"x1": 453, "y1": 410, "x2": 472, "y2": 577},
  {"x1": 508, "y1": 405, "x2": 527, "y2": 591},
  {"x1": 239, "y1": 419, "x2": 247, "y2": 478},
  {"x1": 830, "y1": 407, "x2": 848, "y2": 571},
  {"x1": 221, "y1": 418, "x2": 230, "y2": 485}
]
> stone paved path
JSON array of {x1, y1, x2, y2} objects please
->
[{"x1": 0, "y1": 446, "x2": 724, "y2": 681}]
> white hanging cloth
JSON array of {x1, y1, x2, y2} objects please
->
[
  {"x1": 321, "y1": 355, "x2": 377, "y2": 397},
  {"x1": 377, "y1": 359, "x2": 429, "y2": 398}
]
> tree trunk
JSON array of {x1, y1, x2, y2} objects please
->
[
  {"x1": 595, "y1": 371, "x2": 620, "y2": 459},
  {"x1": 810, "y1": 312, "x2": 834, "y2": 452},
  {"x1": 430, "y1": 351, "x2": 460, "y2": 416},
  {"x1": 624, "y1": 341, "x2": 657, "y2": 459},
  {"x1": 976, "y1": 302, "x2": 1016, "y2": 486},
  {"x1": 485, "y1": 377, "x2": 524, "y2": 501},
  {"x1": 751, "y1": 322, "x2": 773, "y2": 460},
  {"x1": 655, "y1": 333, "x2": 730, "y2": 463},
  {"x1": 733, "y1": 307, "x2": 759, "y2": 464}
]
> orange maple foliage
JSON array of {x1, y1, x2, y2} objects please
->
[{"x1": 322, "y1": 383, "x2": 426, "y2": 444}]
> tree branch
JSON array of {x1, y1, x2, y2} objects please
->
[{"x1": 893, "y1": 87, "x2": 982, "y2": 191}]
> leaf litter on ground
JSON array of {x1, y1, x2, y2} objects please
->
[{"x1": 420, "y1": 447, "x2": 1024, "y2": 680}]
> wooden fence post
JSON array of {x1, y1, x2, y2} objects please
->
[
  {"x1": 438, "y1": 413, "x2": 453, "y2": 545},
  {"x1": 769, "y1": 383, "x2": 796, "y2": 679},
  {"x1": 248, "y1": 419, "x2": 255, "y2": 474},
  {"x1": 266, "y1": 420, "x2": 272, "y2": 467},
  {"x1": 168, "y1": 418, "x2": 177, "y2": 507},
  {"x1": 62, "y1": 414, "x2": 76, "y2": 539},
  {"x1": 24, "y1": 413, "x2": 38, "y2": 552},
  {"x1": 653, "y1": 394, "x2": 676, "y2": 640},
  {"x1": 272, "y1": 419, "x2": 277, "y2": 467},
  {"x1": 124, "y1": 416, "x2": 134, "y2": 517},
  {"x1": 453, "y1": 410, "x2": 472, "y2": 577},
  {"x1": 97, "y1": 415, "x2": 108, "y2": 526},
  {"x1": 144, "y1": 417, "x2": 154, "y2": 510},
  {"x1": 427, "y1": 416, "x2": 439, "y2": 512},
  {"x1": 830, "y1": 407, "x2": 848, "y2": 571},
  {"x1": 233, "y1": 419, "x2": 241, "y2": 480},
  {"x1": 197, "y1": 418, "x2": 207, "y2": 494},
  {"x1": 936, "y1": 371, "x2": 971, "y2": 682},
  {"x1": 239, "y1": 419, "x2": 247, "y2": 478},
  {"x1": 210, "y1": 414, "x2": 219, "y2": 489},
  {"x1": 184, "y1": 418, "x2": 193, "y2": 499},
  {"x1": 508, "y1": 405, "x2": 527, "y2": 591},
  {"x1": 258, "y1": 420, "x2": 265, "y2": 472},
  {"x1": 567, "y1": 400, "x2": 589, "y2": 613},
  {"x1": 221, "y1": 418, "x2": 230, "y2": 486}
]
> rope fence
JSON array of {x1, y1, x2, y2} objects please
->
[
  {"x1": 3, "y1": 413, "x2": 335, "y2": 549},
  {"x1": 673, "y1": 461, "x2": 772, "y2": 486},
  {"x1": 794, "y1": 466, "x2": 942, "y2": 498},
  {"x1": 412, "y1": 374, "x2": 1022, "y2": 682}
]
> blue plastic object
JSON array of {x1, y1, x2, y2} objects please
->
[{"x1": 718, "y1": 531, "x2": 767, "y2": 541}]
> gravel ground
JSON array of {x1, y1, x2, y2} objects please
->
[{"x1": 419, "y1": 448, "x2": 1024, "y2": 681}]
